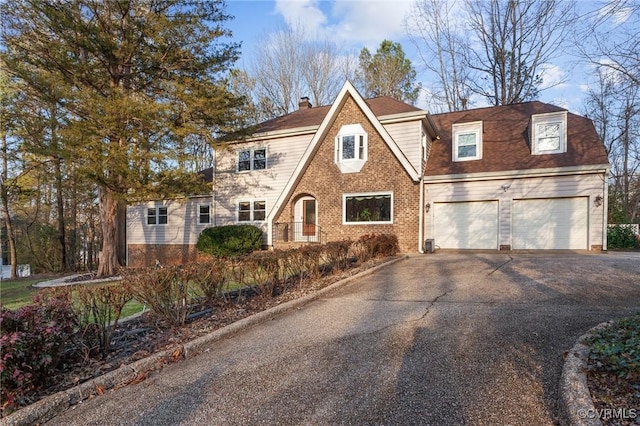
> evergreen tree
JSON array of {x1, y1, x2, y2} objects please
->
[
  {"x1": 357, "y1": 40, "x2": 420, "y2": 104},
  {"x1": 1, "y1": 0, "x2": 245, "y2": 276}
]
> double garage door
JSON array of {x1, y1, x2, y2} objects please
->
[{"x1": 433, "y1": 197, "x2": 588, "y2": 250}]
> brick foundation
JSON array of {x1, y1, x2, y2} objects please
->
[{"x1": 127, "y1": 244, "x2": 206, "y2": 268}]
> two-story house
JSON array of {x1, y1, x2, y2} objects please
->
[{"x1": 126, "y1": 81, "x2": 609, "y2": 267}]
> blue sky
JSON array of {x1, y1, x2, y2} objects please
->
[{"x1": 224, "y1": 0, "x2": 615, "y2": 113}]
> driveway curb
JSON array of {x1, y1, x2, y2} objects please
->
[
  {"x1": 0, "y1": 255, "x2": 408, "y2": 426},
  {"x1": 558, "y1": 321, "x2": 612, "y2": 426}
]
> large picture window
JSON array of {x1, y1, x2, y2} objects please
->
[
  {"x1": 147, "y1": 206, "x2": 168, "y2": 225},
  {"x1": 343, "y1": 192, "x2": 393, "y2": 224},
  {"x1": 237, "y1": 148, "x2": 267, "y2": 172}
]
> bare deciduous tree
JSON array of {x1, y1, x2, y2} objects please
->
[
  {"x1": 406, "y1": 0, "x2": 575, "y2": 110},
  {"x1": 406, "y1": 0, "x2": 473, "y2": 112},
  {"x1": 246, "y1": 24, "x2": 356, "y2": 120},
  {"x1": 584, "y1": 68, "x2": 640, "y2": 222}
]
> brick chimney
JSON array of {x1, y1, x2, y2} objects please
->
[{"x1": 298, "y1": 97, "x2": 312, "y2": 110}]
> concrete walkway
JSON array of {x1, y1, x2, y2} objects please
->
[{"x1": 43, "y1": 252, "x2": 640, "y2": 426}]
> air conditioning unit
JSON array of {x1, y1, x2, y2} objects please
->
[{"x1": 424, "y1": 239, "x2": 435, "y2": 254}]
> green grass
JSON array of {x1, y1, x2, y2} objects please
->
[
  {"x1": 0, "y1": 278, "x2": 43, "y2": 310},
  {"x1": 0, "y1": 278, "x2": 148, "y2": 320}
]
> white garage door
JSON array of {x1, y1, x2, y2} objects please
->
[
  {"x1": 512, "y1": 197, "x2": 588, "y2": 250},
  {"x1": 433, "y1": 201, "x2": 499, "y2": 249}
]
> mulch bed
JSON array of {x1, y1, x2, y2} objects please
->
[
  {"x1": 15, "y1": 257, "x2": 392, "y2": 411},
  {"x1": 587, "y1": 371, "x2": 639, "y2": 425}
]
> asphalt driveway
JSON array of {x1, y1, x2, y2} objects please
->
[{"x1": 46, "y1": 252, "x2": 640, "y2": 426}]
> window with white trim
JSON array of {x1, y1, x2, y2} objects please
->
[
  {"x1": 343, "y1": 192, "x2": 393, "y2": 224},
  {"x1": 147, "y1": 206, "x2": 168, "y2": 225},
  {"x1": 237, "y1": 147, "x2": 266, "y2": 172},
  {"x1": 531, "y1": 112, "x2": 567, "y2": 155},
  {"x1": 198, "y1": 205, "x2": 211, "y2": 224},
  {"x1": 453, "y1": 121, "x2": 482, "y2": 161},
  {"x1": 238, "y1": 200, "x2": 266, "y2": 222},
  {"x1": 335, "y1": 124, "x2": 368, "y2": 173}
]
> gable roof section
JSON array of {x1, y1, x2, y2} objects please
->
[
  {"x1": 255, "y1": 95, "x2": 422, "y2": 134},
  {"x1": 267, "y1": 81, "x2": 421, "y2": 225},
  {"x1": 425, "y1": 101, "x2": 609, "y2": 177}
]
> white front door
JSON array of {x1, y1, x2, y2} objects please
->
[{"x1": 294, "y1": 196, "x2": 318, "y2": 241}]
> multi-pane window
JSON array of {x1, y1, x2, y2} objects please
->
[
  {"x1": 343, "y1": 193, "x2": 393, "y2": 224},
  {"x1": 457, "y1": 133, "x2": 477, "y2": 158},
  {"x1": 237, "y1": 148, "x2": 267, "y2": 172},
  {"x1": 238, "y1": 200, "x2": 266, "y2": 222},
  {"x1": 147, "y1": 206, "x2": 168, "y2": 225},
  {"x1": 453, "y1": 122, "x2": 482, "y2": 161},
  {"x1": 531, "y1": 112, "x2": 567, "y2": 155},
  {"x1": 199, "y1": 205, "x2": 211, "y2": 224},
  {"x1": 340, "y1": 135, "x2": 365, "y2": 160},
  {"x1": 335, "y1": 124, "x2": 368, "y2": 173},
  {"x1": 535, "y1": 123, "x2": 561, "y2": 152}
]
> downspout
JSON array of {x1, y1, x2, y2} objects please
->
[
  {"x1": 418, "y1": 176, "x2": 424, "y2": 253},
  {"x1": 603, "y1": 168, "x2": 609, "y2": 251}
]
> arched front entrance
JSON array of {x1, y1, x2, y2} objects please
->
[{"x1": 293, "y1": 196, "x2": 318, "y2": 242}]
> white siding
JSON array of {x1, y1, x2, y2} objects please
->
[
  {"x1": 214, "y1": 134, "x2": 312, "y2": 227},
  {"x1": 127, "y1": 196, "x2": 212, "y2": 245},
  {"x1": 384, "y1": 121, "x2": 422, "y2": 174},
  {"x1": 424, "y1": 173, "x2": 606, "y2": 249}
]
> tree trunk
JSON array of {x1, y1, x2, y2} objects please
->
[
  {"x1": 117, "y1": 201, "x2": 127, "y2": 266},
  {"x1": 0, "y1": 190, "x2": 17, "y2": 279},
  {"x1": 55, "y1": 157, "x2": 67, "y2": 270},
  {"x1": 97, "y1": 187, "x2": 121, "y2": 277},
  {"x1": 1, "y1": 132, "x2": 17, "y2": 279}
]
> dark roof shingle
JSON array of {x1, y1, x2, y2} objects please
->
[
  {"x1": 255, "y1": 96, "x2": 421, "y2": 133},
  {"x1": 425, "y1": 101, "x2": 609, "y2": 176}
]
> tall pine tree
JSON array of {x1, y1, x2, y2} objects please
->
[{"x1": 1, "y1": 0, "x2": 245, "y2": 276}]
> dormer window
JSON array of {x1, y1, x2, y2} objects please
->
[
  {"x1": 531, "y1": 112, "x2": 567, "y2": 155},
  {"x1": 335, "y1": 124, "x2": 368, "y2": 173},
  {"x1": 453, "y1": 121, "x2": 482, "y2": 161},
  {"x1": 237, "y1": 147, "x2": 267, "y2": 172}
]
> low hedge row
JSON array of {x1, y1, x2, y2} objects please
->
[{"x1": 0, "y1": 234, "x2": 399, "y2": 414}]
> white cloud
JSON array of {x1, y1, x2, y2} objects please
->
[
  {"x1": 274, "y1": 0, "x2": 327, "y2": 33},
  {"x1": 274, "y1": 0, "x2": 414, "y2": 48},
  {"x1": 539, "y1": 63, "x2": 566, "y2": 90},
  {"x1": 597, "y1": 1, "x2": 633, "y2": 24}
]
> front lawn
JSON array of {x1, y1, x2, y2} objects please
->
[
  {"x1": 0, "y1": 277, "x2": 147, "y2": 319},
  {"x1": 0, "y1": 278, "x2": 44, "y2": 310}
]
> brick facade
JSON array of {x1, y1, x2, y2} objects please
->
[
  {"x1": 127, "y1": 244, "x2": 205, "y2": 268},
  {"x1": 273, "y1": 95, "x2": 420, "y2": 253}
]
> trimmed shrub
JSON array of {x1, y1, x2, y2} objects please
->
[
  {"x1": 607, "y1": 225, "x2": 640, "y2": 249},
  {"x1": 244, "y1": 251, "x2": 282, "y2": 298},
  {"x1": 197, "y1": 225, "x2": 264, "y2": 258},
  {"x1": 324, "y1": 240, "x2": 352, "y2": 271},
  {"x1": 74, "y1": 284, "x2": 133, "y2": 358},
  {"x1": 188, "y1": 258, "x2": 230, "y2": 306},
  {"x1": 122, "y1": 266, "x2": 194, "y2": 327}
]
